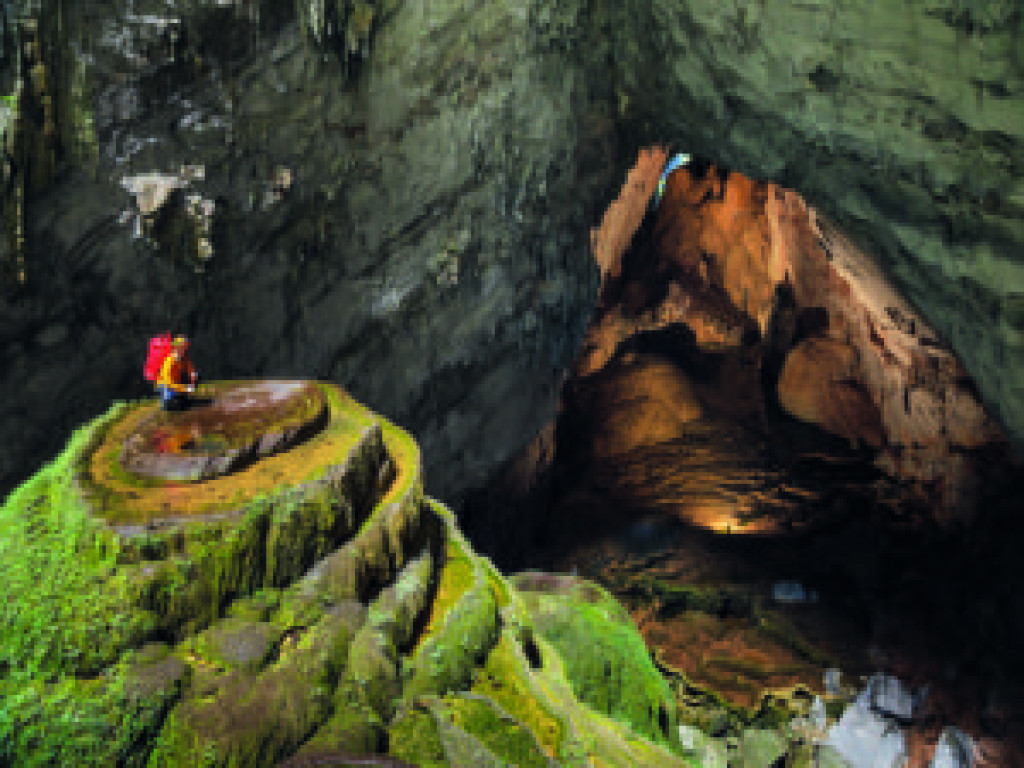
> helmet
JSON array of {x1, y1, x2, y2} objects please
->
[{"x1": 172, "y1": 335, "x2": 189, "y2": 348}]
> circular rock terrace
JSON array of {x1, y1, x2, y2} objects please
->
[
  {"x1": 120, "y1": 380, "x2": 328, "y2": 483},
  {"x1": 0, "y1": 375, "x2": 732, "y2": 766},
  {"x1": 81, "y1": 379, "x2": 406, "y2": 531}
]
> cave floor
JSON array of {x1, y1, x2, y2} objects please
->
[
  {"x1": 509, "y1": 335, "x2": 1024, "y2": 764},
  {"x1": 462, "y1": 156, "x2": 1024, "y2": 764},
  {"x1": 483, "y1": 270, "x2": 1024, "y2": 765}
]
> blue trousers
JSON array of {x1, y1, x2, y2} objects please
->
[
  {"x1": 159, "y1": 372, "x2": 199, "y2": 411},
  {"x1": 159, "y1": 387, "x2": 187, "y2": 411}
]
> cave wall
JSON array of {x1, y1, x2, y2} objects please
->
[
  {"x1": 0, "y1": 0, "x2": 618, "y2": 503},
  {"x1": 615, "y1": 0, "x2": 1024, "y2": 454},
  {"x1": 2, "y1": 0, "x2": 1023, "y2": 508}
]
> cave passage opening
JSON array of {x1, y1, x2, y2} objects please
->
[{"x1": 464, "y1": 146, "x2": 1024, "y2": 762}]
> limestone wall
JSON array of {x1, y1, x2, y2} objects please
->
[
  {"x1": 0, "y1": 0, "x2": 618, "y2": 503},
  {"x1": 616, "y1": 0, "x2": 1024, "y2": 454},
  {"x1": 2, "y1": 0, "x2": 1023, "y2": 509}
]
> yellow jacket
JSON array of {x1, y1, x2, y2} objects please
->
[{"x1": 156, "y1": 353, "x2": 195, "y2": 393}]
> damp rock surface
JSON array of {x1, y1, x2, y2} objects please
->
[
  {"x1": 0, "y1": 382, "x2": 691, "y2": 766},
  {"x1": 616, "y1": 0, "x2": 1024, "y2": 455},
  {"x1": 118, "y1": 379, "x2": 327, "y2": 482},
  {"x1": 0, "y1": 0, "x2": 616, "y2": 504}
]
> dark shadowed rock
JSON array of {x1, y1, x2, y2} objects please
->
[
  {"x1": 2, "y1": 0, "x2": 1023, "y2": 516},
  {"x1": 0, "y1": 0, "x2": 615, "y2": 507}
]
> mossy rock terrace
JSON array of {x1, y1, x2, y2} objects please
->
[
  {"x1": 118, "y1": 380, "x2": 328, "y2": 484},
  {"x1": 0, "y1": 381, "x2": 694, "y2": 766}
]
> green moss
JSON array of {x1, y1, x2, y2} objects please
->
[
  {"x1": 481, "y1": 558, "x2": 511, "y2": 608},
  {"x1": 225, "y1": 589, "x2": 282, "y2": 622},
  {"x1": 388, "y1": 707, "x2": 446, "y2": 767},
  {"x1": 0, "y1": 386, "x2": 400, "y2": 765},
  {"x1": 345, "y1": 549, "x2": 434, "y2": 720},
  {"x1": 148, "y1": 610, "x2": 355, "y2": 767},
  {"x1": 1, "y1": 383, "x2": 703, "y2": 767},
  {"x1": 186, "y1": 618, "x2": 280, "y2": 674},
  {"x1": 471, "y1": 632, "x2": 565, "y2": 761},
  {"x1": 0, "y1": 403, "x2": 145, "y2": 680},
  {"x1": 0, "y1": 651, "x2": 183, "y2": 767},
  {"x1": 402, "y1": 561, "x2": 499, "y2": 702},
  {"x1": 428, "y1": 703, "x2": 506, "y2": 768},
  {"x1": 433, "y1": 693, "x2": 551, "y2": 767},
  {"x1": 413, "y1": 527, "x2": 475, "y2": 651},
  {"x1": 515, "y1": 575, "x2": 677, "y2": 749},
  {"x1": 297, "y1": 699, "x2": 385, "y2": 755},
  {"x1": 299, "y1": 486, "x2": 431, "y2": 609},
  {"x1": 471, "y1": 620, "x2": 690, "y2": 767}
]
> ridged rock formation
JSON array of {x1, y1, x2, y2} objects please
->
[
  {"x1": 0, "y1": 381, "x2": 688, "y2": 766},
  {"x1": 643, "y1": 164, "x2": 1010, "y2": 517}
]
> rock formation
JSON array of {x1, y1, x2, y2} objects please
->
[
  {"x1": 1, "y1": 0, "x2": 1022, "y2": 518},
  {"x1": 564, "y1": 154, "x2": 1013, "y2": 520},
  {"x1": 0, "y1": 381, "x2": 688, "y2": 766},
  {"x1": 614, "y1": 0, "x2": 1024, "y2": 457},
  {"x1": 0, "y1": 0, "x2": 615, "y2": 504},
  {"x1": 652, "y1": 165, "x2": 1011, "y2": 517}
]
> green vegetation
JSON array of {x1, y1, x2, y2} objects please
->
[
  {"x1": 513, "y1": 572, "x2": 678, "y2": 749},
  {"x1": 0, "y1": 382, "x2": 699, "y2": 765},
  {"x1": 0, "y1": 404, "x2": 171, "y2": 764},
  {"x1": 0, "y1": 403, "x2": 140, "y2": 681}
]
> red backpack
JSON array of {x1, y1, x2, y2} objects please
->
[{"x1": 143, "y1": 333, "x2": 174, "y2": 382}]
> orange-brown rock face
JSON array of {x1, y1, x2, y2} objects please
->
[
  {"x1": 646, "y1": 163, "x2": 1009, "y2": 518},
  {"x1": 590, "y1": 146, "x2": 669, "y2": 283},
  {"x1": 653, "y1": 166, "x2": 787, "y2": 333},
  {"x1": 776, "y1": 337, "x2": 885, "y2": 450},
  {"x1": 496, "y1": 150, "x2": 1010, "y2": 526}
]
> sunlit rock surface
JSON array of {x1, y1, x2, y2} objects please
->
[{"x1": 647, "y1": 165, "x2": 1010, "y2": 517}]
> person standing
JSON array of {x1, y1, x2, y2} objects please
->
[{"x1": 156, "y1": 336, "x2": 198, "y2": 411}]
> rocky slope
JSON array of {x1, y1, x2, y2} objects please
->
[{"x1": 0, "y1": 380, "x2": 691, "y2": 766}]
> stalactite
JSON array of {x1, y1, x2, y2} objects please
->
[{"x1": 0, "y1": 0, "x2": 69, "y2": 290}]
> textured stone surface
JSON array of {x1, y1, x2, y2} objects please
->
[
  {"x1": 616, "y1": 0, "x2": 1024, "y2": 455},
  {"x1": 119, "y1": 380, "x2": 328, "y2": 481},
  {"x1": 0, "y1": 392, "x2": 691, "y2": 765},
  {"x1": 776, "y1": 336, "x2": 885, "y2": 449},
  {"x1": 0, "y1": 0, "x2": 615, "y2": 504},
  {"x1": 646, "y1": 165, "x2": 1011, "y2": 517},
  {"x1": 3, "y1": 0, "x2": 1024, "y2": 510}
]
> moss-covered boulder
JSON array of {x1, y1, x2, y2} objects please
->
[
  {"x1": 511, "y1": 571, "x2": 678, "y2": 747},
  {"x1": 0, "y1": 381, "x2": 693, "y2": 766}
]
